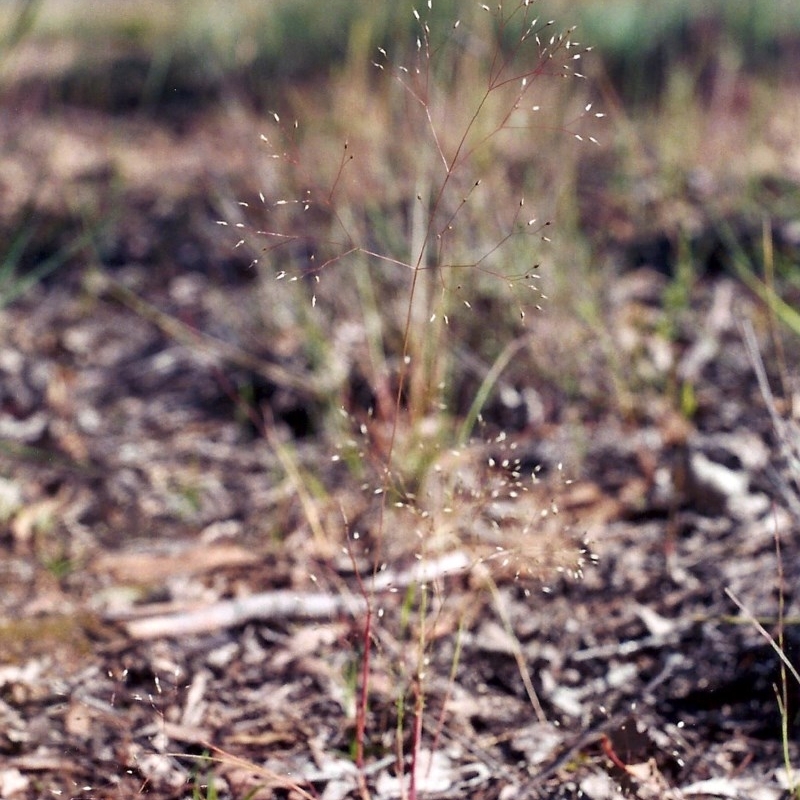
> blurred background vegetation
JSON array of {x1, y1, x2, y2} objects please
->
[
  {"x1": 3, "y1": 0, "x2": 800, "y2": 106},
  {"x1": 1, "y1": 0, "x2": 799, "y2": 425}
]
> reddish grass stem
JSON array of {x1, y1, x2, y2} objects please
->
[{"x1": 347, "y1": 536, "x2": 374, "y2": 800}]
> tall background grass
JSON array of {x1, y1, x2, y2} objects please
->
[{"x1": 3, "y1": 0, "x2": 799, "y2": 104}]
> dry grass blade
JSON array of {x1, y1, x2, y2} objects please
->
[
  {"x1": 724, "y1": 587, "x2": 800, "y2": 687},
  {"x1": 740, "y1": 318, "x2": 800, "y2": 522}
]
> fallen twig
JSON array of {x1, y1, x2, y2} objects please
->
[{"x1": 120, "y1": 551, "x2": 472, "y2": 640}]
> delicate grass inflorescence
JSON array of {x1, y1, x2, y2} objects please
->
[
  {"x1": 218, "y1": 1, "x2": 602, "y2": 794},
  {"x1": 223, "y1": 0, "x2": 600, "y2": 478}
]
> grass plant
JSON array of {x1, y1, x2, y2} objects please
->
[
  {"x1": 726, "y1": 575, "x2": 800, "y2": 797},
  {"x1": 221, "y1": 2, "x2": 599, "y2": 795},
  {"x1": 727, "y1": 276, "x2": 800, "y2": 794}
]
